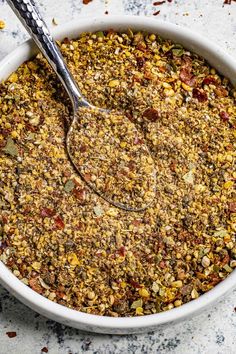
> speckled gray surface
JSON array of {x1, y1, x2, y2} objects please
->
[{"x1": 1, "y1": 0, "x2": 236, "y2": 353}]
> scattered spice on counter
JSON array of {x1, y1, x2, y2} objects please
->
[
  {"x1": 223, "y1": 0, "x2": 236, "y2": 4},
  {"x1": 0, "y1": 30, "x2": 235, "y2": 317},
  {"x1": 0, "y1": 20, "x2": 6, "y2": 30},
  {"x1": 6, "y1": 332, "x2": 17, "y2": 338},
  {"x1": 82, "y1": 0, "x2": 93, "y2": 5},
  {"x1": 153, "y1": 0, "x2": 173, "y2": 15},
  {"x1": 41, "y1": 348, "x2": 49, "y2": 353},
  {"x1": 52, "y1": 18, "x2": 59, "y2": 26},
  {"x1": 153, "y1": 1, "x2": 166, "y2": 5}
]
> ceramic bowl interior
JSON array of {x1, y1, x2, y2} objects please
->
[{"x1": 0, "y1": 16, "x2": 236, "y2": 334}]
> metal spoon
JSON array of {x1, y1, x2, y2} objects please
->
[{"x1": 7, "y1": 0, "x2": 156, "y2": 211}]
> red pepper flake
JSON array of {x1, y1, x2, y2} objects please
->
[
  {"x1": 73, "y1": 188, "x2": 86, "y2": 201},
  {"x1": 144, "y1": 71, "x2": 154, "y2": 80},
  {"x1": 0, "y1": 241, "x2": 7, "y2": 250},
  {"x1": 153, "y1": 10, "x2": 161, "y2": 15},
  {"x1": 6, "y1": 332, "x2": 17, "y2": 338},
  {"x1": 0, "y1": 128, "x2": 11, "y2": 137},
  {"x1": 159, "y1": 260, "x2": 166, "y2": 269},
  {"x1": 192, "y1": 88, "x2": 208, "y2": 102},
  {"x1": 153, "y1": 1, "x2": 165, "y2": 5},
  {"x1": 84, "y1": 173, "x2": 92, "y2": 182},
  {"x1": 25, "y1": 123, "x2": 38, "y2": 132},
  {"x1": 54, "y1": 216, "x2": 65, "y2": 230},
  {"x1": 228, "y1": 202, "x2": 236, "y2": 213},
  {"x1": 129, "y1": 279, "x2": 142, "y2": 288},
  {"x1": 179, "y1": 56, "x2": 196, "y2": 86},
  {"x1": 76, "y1": 222, "x2": 84, "y2": 230},
  {"x1": 29, "y1": 277, "x2": 43, "y2": 294},
  {"x1": 180, "y1": 68, "x2": 196, "y2": 87},
  {"x1": 41, "y1": 207, "x2": 55, "y2": 218},
  {"x1": 133, "y1": 77, "x2": 142, "y2": 84},
  {"x1": 221, "y1": 253, "x2": 230, "y2": 266},
  {"x1": 83, "y1": 0, "x2": 93, "y2": 4},
  {"x1": 134, "y1": 136, "x2": 144, "y2": 145},
  {"x1": 126, "y1": 111, "x2": 135, "y2": 122},
  {"x1": 169, "y1": 160, "x2": 177, "y2": 172},
  {"x1": 136, "y1": 56, "x2": 146, "y2": 68},
  {"x1": 202, "y1": 76, "x2": 217, "y2": 86},
  {"x1": 136, "y1": 42, "x2": 147, "y2": 52},
  {"x1": 219, "y1": 111, "x2": 229, "y2": 122},
  {"x1": 118, "y1": 246, "x2": 126, "y2": 257},
  {"x1": 208, "y1": 273, "x2": 221, "y2": 286},
  {"x1": 56, "y1": 291, "x2": 66, "y2": 299},
  {"x1": 128, "y1": 161, "x2": 136, "y2": 171},
  {"x1": 41, "y1": 348, "x2": 49, "y2": 353},
  {"x1": 214, "y1": 86, "x2": 228, "y2": 97},
  {"x1": 1, "y1": 215, "x2": 8, "y2": 224},
  {"x1": 62, "y1": 170, "x2": 71, "y2": 177},
  {"x1": 132, "y1": 219, "x2": 142, "y2": 226},
  {"x1": 79, "y1": 144, "x2": 87, "y2": 153},
  {"x1": 142, "y1": 108, "x2": 160, "y2": 122}
]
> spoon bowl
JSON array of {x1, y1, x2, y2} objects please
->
[{"x1": 67, "y1": 106, "x2": 156, "y2": 210}]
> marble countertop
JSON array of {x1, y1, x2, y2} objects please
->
[{"x1": 0, "y1": 0, "x2": 236, "y2": 353}]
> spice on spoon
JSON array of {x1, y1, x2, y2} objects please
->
[{"x1": 68, "y1": 107, "x2": 156, "y2": 210}]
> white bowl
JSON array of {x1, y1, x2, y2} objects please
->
[{"x1": 0, "y1": 16, "x2": 236, "y2": 335}]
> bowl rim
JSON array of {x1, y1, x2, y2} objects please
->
[{"x1": 0, "y1": 15, "x2": 236, "y2": 333}]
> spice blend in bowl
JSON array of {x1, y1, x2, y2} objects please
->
[{"x1": 0, "y1": 29, "x2": 235, "y2": 317}]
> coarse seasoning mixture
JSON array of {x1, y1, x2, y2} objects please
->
[
  {"x1": 68, "y1": 107, "x2": 156, "y2": 210},
  {"x1": 0, "y1": 30, "x2": 235, "y2": 316}
]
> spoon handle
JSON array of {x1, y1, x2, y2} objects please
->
[{"x1": 7, "y1": 0, "x2": 87, "y2": 111}]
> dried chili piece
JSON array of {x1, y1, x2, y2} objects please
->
[
  {"x1": 153, "y1": 1, "x2": 166, "y2": 5},
  {"x1": 214, "y1": 86, "x2": 228, "y2": 97},
  {"x1": 54, "y1": 216, "x2": 65, "y2": 230},
  {"x1": 136, "y1": 56, "x2": 146, "y2": 68},
  {"x1": 180, "y1": 68, "x2": 196, "y2": 87},
  {"x1": 29, "y1": 278, "x2": 43, "y2": 294},
  {"x1": 202, "y1": 76, "x2": 217, "y2": 86},
  {"x1": 6, "y1": 332, "x2": 17, "y2": 338},
  {"x1": 40, "y1": 208, "x2": 55, "y2": 218},
  {"x1": 219, "y1": 111, "x2": 229, "y2": 122},
  {"x1": 117, "y1": 246, "x2": 126, "y2": 257},
  {"x1": 142, "y1": 108, "x2": 160, "y2": 121},
  {"x1": 192, "y1": 88, "x2": 208, "y2": 102},
  {"x1": 73, "y1": 188, "x2": 86, "y2": 201},
  {"x1": 228, "y1": 202, "x2": 236, "y2": 213},
  {"x1": 129, "y1": 279, "x2": 142, "y2": 288}
]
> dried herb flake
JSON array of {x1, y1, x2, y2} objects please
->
[
  {"x1": 64, "y1": 179, "x2": 75, "y2": 193},
  {"x1": 2, "y1": 138, "x2": 18, "y2": 157}
]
